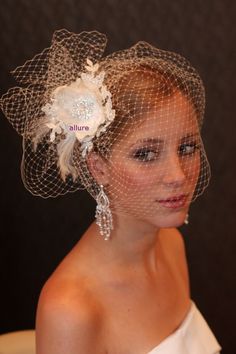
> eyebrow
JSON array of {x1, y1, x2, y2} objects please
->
[
  {"x1": 130, "y1": 133, "x2": 200, "y2": 147},
  {"x1": 180, "y1": 132, "x2": 200, "y2": 141},
  {"x1": 130, "y1": 138, "x2": 163, "y2": 146}
]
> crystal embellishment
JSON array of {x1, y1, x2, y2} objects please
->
[{"x1": 70, "y1": 97, "x2": 95, "y2": 120}]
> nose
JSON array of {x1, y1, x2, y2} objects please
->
[{"x1": 162, "y1": 154, "x2": 186, "y2": 187}]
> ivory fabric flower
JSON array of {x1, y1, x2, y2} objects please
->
[{"x1": 42, "y1": 58, "x2": 115, "y2": 155}]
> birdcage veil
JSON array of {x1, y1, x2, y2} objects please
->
[{"x1": 0, "y1": 29, "x2": 210, "y2": 239}]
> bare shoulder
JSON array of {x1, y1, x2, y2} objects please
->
[
  {"x1": 160, "y1": 227, "x2": 187, "y2": 257},
  {"x1": 160, "y1": 227, "x2": 190, "y2": 292},
  {"x1": 36, "y1": 270, "x2": 104, "y2": 354}
]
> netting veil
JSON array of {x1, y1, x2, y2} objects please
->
[{"x1": 1, "y1": 29, "x2": 210, "y2": 237}]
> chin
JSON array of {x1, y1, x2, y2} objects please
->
[
  {"x1": 147, "y1": 208, "x2": 188, "y2": 229},
  {"x1": 113, "y1": 205, "x2": 189, "y2": 230}
]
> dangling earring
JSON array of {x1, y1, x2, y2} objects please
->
[
  {"x1": 95, "y1": 184, "x2": 113, "y2": 240},
  {"x1": 184, "y1": 213, "x2": 189, "y2": 225}
]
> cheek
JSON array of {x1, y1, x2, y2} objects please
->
[
  {"x1": 181, "y1": 154, "x2": 201, "y2": 184},
  {"x1": 109, "y1": 162, "x2": 158, "y2": 192},
  {"x1": 107, "y1": 165, "x2": 157, "y2": 215},
  {"x1": 106, "y1": 163, "x2": 159, "y2": 214}
]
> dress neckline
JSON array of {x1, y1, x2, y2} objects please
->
[{"x1": 147, "y1": 300, "x2": 195, "y2": 354}]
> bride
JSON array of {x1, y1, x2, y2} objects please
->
[{"x1": 0, "y1": 29, "x2": 221, "y2": 354}]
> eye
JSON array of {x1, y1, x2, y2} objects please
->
[
  {"x1": 132, "y1": 147, "x2": 159, "y2": 162},
  {"x1": 179, "y1": 142, "x2": 200, "y2": 156}
]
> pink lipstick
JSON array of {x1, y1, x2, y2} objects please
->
[{"x1": 157, "y1": 194, "x2": 188, "y2": 209}]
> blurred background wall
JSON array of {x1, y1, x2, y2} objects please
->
[{"x1": 0, "y1": 0, "x2": 235, "y2": 353}]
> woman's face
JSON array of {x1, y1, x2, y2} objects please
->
[{"x1": 106, "y1": 91, "x2": 201, "y2": 228}]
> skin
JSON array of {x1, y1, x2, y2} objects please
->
[{"x1": 36, "y1": 91, "x2": 201, "y2": 354}]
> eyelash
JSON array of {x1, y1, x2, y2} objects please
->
[
  {"x1": 132, "y1": 148, "x2": 159, "y2": 162},
  {"x1": 178, "y1": 142, "x2": 200, "y2": 156},
  {"x1": 132, "y1": 142, "x2": 200, "y2": 162}
]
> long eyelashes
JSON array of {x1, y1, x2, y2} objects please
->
[
  {"x1": 132, "y1": 142, "x2": 200, "y2": 162},
  {"x1": 132, "y1": 147, "x2": 160, "y2": 162},
  {"x1": 178, "y1": 142, "x2": 200, "y2": 157}
]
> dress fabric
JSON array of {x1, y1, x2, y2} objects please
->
[{"x1": 147, "y1": 301, "x2": 222, "y2": 354}]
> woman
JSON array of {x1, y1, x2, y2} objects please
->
[{"x1": 1, "y1": 29, "x2": 222, "y2": 353}]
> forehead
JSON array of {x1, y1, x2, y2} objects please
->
[{"x1": 119, "y1": 91, "x2": 200, "y2": 146}]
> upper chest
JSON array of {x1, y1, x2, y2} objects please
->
[{"x1": 95, "y1": 254, "x2": 190, "y2": 353}]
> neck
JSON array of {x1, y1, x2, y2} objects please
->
[{"x1": 88, "y1": 213, "x2": 162, "y2": 271}]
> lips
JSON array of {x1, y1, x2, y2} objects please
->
[{"x1": 156, "y1": 194, "x2": 189, "y2": 209}]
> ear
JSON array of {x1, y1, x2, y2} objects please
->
[{"x1": 86, "y1": 152, "x2": 110, "y2": 186}]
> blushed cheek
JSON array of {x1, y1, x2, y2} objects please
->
[
  {"x1": 183, "y1": 157, "x2": 201, "y2": 187},
  {"x1": 108, "y1": 167, "x2": 158, "y2": 214},
  {"x1": 110, "y1": 163, "x2": 159, "y2": 192}
]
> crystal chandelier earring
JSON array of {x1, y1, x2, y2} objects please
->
[{"x1": 95, "y1": 184, "x2": 113, "y2": 240}]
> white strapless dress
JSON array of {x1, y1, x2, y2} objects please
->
[{"x1": 147, "y1": 301, "x2": 222, "y2": 354}]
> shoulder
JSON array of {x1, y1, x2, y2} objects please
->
[
  {"x1": 160, "y1": 227, "x2": 190, "y2": 291},
  {"x1": 160, "y1": 227, "x2": 186, "y2": 256},
  {"x1": 36, "y1": 272, "x2": 104, "y2": 354}
]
